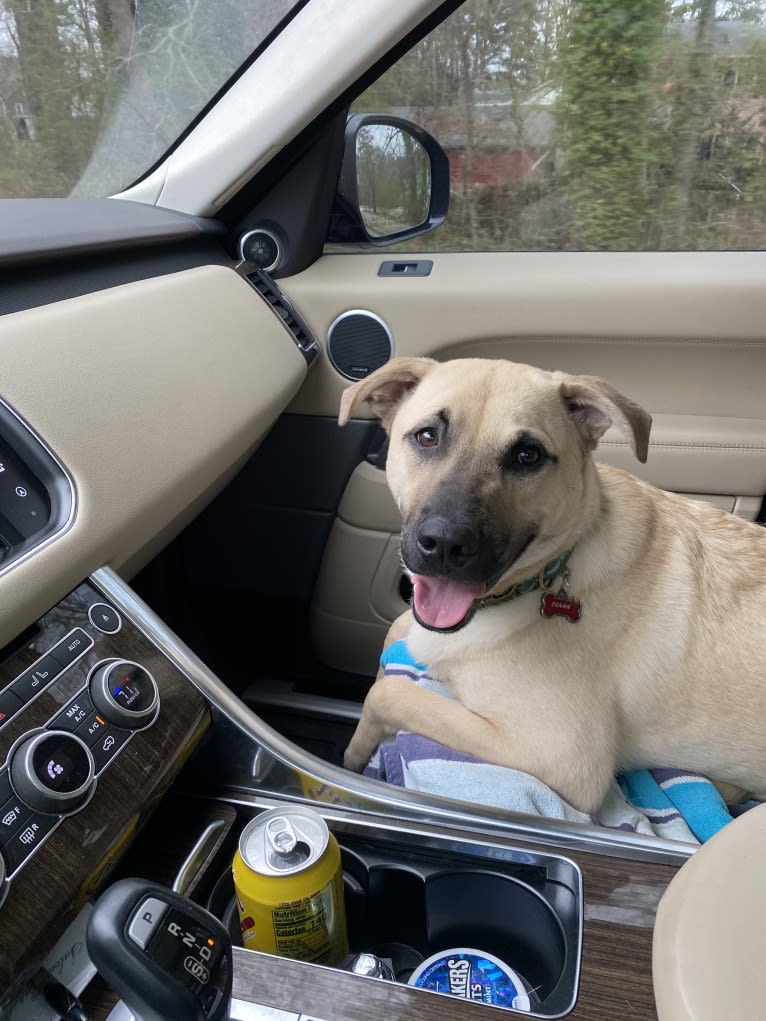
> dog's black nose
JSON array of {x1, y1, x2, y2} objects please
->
[{"x1": 416, "y1": 514, "x2": 479, "y2": 571}]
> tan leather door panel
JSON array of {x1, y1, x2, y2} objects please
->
[{"x1": 279, "y1": 251, "x2": 766, "y2": 675}]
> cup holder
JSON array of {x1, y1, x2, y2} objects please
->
[
  {"x1": 208, "y1": 830, "x2": 581, "y2": 1016},
  {"x1": 340, "y1": 842, "x2": 578, "y2": 1014}
]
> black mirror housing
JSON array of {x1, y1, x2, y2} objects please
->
[{"x1": 327, "y1": 113, "x2": 449, "y2": 246}]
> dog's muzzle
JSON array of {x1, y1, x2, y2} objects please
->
[
  {"x1": 404, "y1": 513, "x2": 494, "y2": 631},
  {"x1": 403, "y1": 514, "x2": 540, "y2": 632}
]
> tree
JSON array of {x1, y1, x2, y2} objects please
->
[
  {"x1": 0, "y1": 0, "x2": 137, "y2": 194},
  {"x1": 0, "y1": 0, "x2": 280, "y2": 197},
  {"x1": 556, "y1": 0, "x2": 669, "y2": 249}
]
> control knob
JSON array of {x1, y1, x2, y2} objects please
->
[
  {"x1": 9, "y1": 730, "x2": 95, "y2": 814},
  {"x1": 90, "y1": 660, "x2": 159, "y2": 729}
]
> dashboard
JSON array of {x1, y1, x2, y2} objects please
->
[{"x1": 0, "y1": 209, "x2": 309, "y2": 653}]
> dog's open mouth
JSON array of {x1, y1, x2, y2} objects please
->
[{"x1": 410, "y1": 574, "x2": 488, "y2": 632}]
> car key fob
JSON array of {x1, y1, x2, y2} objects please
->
[{"x1": 86, "y1": 877, "x2": 233, "y2": 1021}]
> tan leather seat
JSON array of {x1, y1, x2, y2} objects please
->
[{"x1": 652, "y1": 802, "x2": 766, "y2": 1020}]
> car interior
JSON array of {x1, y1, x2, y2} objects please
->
[{"x1": 1, "y1": 1, "x2": 765, "y2": 1019}]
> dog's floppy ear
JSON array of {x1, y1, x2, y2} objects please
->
[
  {"x1": 557, "y1": 374, "x2": 652, "y2": 463},
  {"x1": 338, "y1": 357, "x2": 437, "y2": 430}
]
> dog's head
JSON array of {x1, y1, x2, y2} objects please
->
[{"x1": 339, "y1": 357, "x2": 651, "y2": 632}]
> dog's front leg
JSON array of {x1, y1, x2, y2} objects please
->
[
  {"x1": 344, "y1": 611, "x2": 414, "y2": 772},
  {"x1": 343, "y1": 672, "x2": 412, "y2": 772},
  {"x1": 344, "y1": 673, "x2": 491, "y2": 774},
  {"x1": 344, "y1": 673, "x2": 614, "y2": 814}
]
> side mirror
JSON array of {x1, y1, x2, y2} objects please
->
[{"x1": 327, "y1": 113, "x2": 449, "y2": 246}]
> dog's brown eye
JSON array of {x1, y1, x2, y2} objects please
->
[
  {"x1": 501, "y1": 435, "x2": 551, "y2": 474},
  {"x1": 415, "y1": 427, "x2": 439, "y2": 447},
  {"x1": 517, "y1": 445, "x2": 542, "y2": 466}
]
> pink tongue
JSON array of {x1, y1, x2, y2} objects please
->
[{"x1": 411, "y1": 575, "x2": 487, "y2": 629}]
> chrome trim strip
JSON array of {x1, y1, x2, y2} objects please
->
[
  {"x1": 244, "y1": 680, "x2": 364, "y2": 722},
  {"x1": 172, "y1": 819, "x2": 226, "y2": 895},
  {"x1": 91, "y1": 566, "x2": 696, "y2": 866}
]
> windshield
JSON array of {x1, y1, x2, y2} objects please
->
[{"x1": 0, "y1": 0, "x2": 302, "y2": 198}]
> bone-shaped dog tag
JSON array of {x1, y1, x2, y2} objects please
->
[{"x1": 540, "y1": 569, "x2": 582, "y2": 623}]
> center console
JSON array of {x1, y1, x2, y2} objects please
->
[
  {"x1": 0, "y1": 568, "x2": 689, "y2": 1020},
  {"x1": 202, "y1": 810, "x2": 583, "y2": 1018}
]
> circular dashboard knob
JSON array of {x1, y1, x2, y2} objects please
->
[
  {"x1": 90, "y1": 660, "x2": 159, "y2": 729},
  {"x1": 10, "y1": 730, "x2": 95, "y2": 815}
]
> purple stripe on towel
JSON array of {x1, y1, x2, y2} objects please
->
[
  {"x1": 382, "y1": 665, "x2": 426, "y2": 683},
  {"x1": 379, "y1": 741, "x2": 406, "y2": 786},
  {"x1": 396, "y1": 732, "x2": 482, "y2": 764},
  {"x1": 640, "y1": 808, "x2": 684, "y2": 824},
  {"x1": 648, "y1": 767, "x2": 699, "y2": 785}
]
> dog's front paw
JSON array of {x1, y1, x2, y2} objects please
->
[{"x1": 343, "y1": 745, "x2": 368, "y2": 773}]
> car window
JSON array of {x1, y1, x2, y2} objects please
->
[
  {"x1": 347, "y1": 0, "x2": 766, "y2": 252},
  {"x1": 0, "y1": 0, "x2": 302, "y2": 198}
]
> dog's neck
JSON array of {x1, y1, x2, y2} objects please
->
[{"x1": 479, "y1": 548, "x2": 574, "y2": 609}]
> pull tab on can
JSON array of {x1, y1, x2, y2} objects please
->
[
  {"x1": 265, "y1": 816, "x2": 310, "y2": 870},
  {"x1": 267, "y1": 816, "x2": 298, "y2": 854}
]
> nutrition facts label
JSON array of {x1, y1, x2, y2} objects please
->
[{"x1": 272, "y1": 885, "x2": 342, "y2": 964}]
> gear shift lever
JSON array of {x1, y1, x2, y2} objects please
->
[{"x1": 86, "y1": 877, "x2": 233, "y2": 1021}]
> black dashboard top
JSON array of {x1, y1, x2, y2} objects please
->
[{"x1": 0, "y1": 198, "x2": 225, "y2": 268}]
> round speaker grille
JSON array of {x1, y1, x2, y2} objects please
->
[
  {"x1": 238, "y1": 227, "x2": 282, "y2": 272},
  {"x1": 327, "y1": 311, "x2": 393, "y2": 380}
]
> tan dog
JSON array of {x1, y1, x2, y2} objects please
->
[{"x1": 338, "y1": 356, "x2": 766, "y2": 815}]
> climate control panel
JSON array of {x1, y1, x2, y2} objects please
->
[
  {"x1": 0, "y1": 585, "x2": 175, "y2": 901},
  {"x1": 0, "y1": 576, "x2": 212, "y2": 1008},
  {"x1": 0, "y1": 651, "x2": 160, "y2": 885}
]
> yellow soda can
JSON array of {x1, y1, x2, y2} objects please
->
[{"x1": 232, "y1": 805, "x2": 348, "y2": 966}]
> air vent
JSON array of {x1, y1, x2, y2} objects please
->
[{"x1": 239, "y1": 265, "x2": 319, "y2": 367}]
